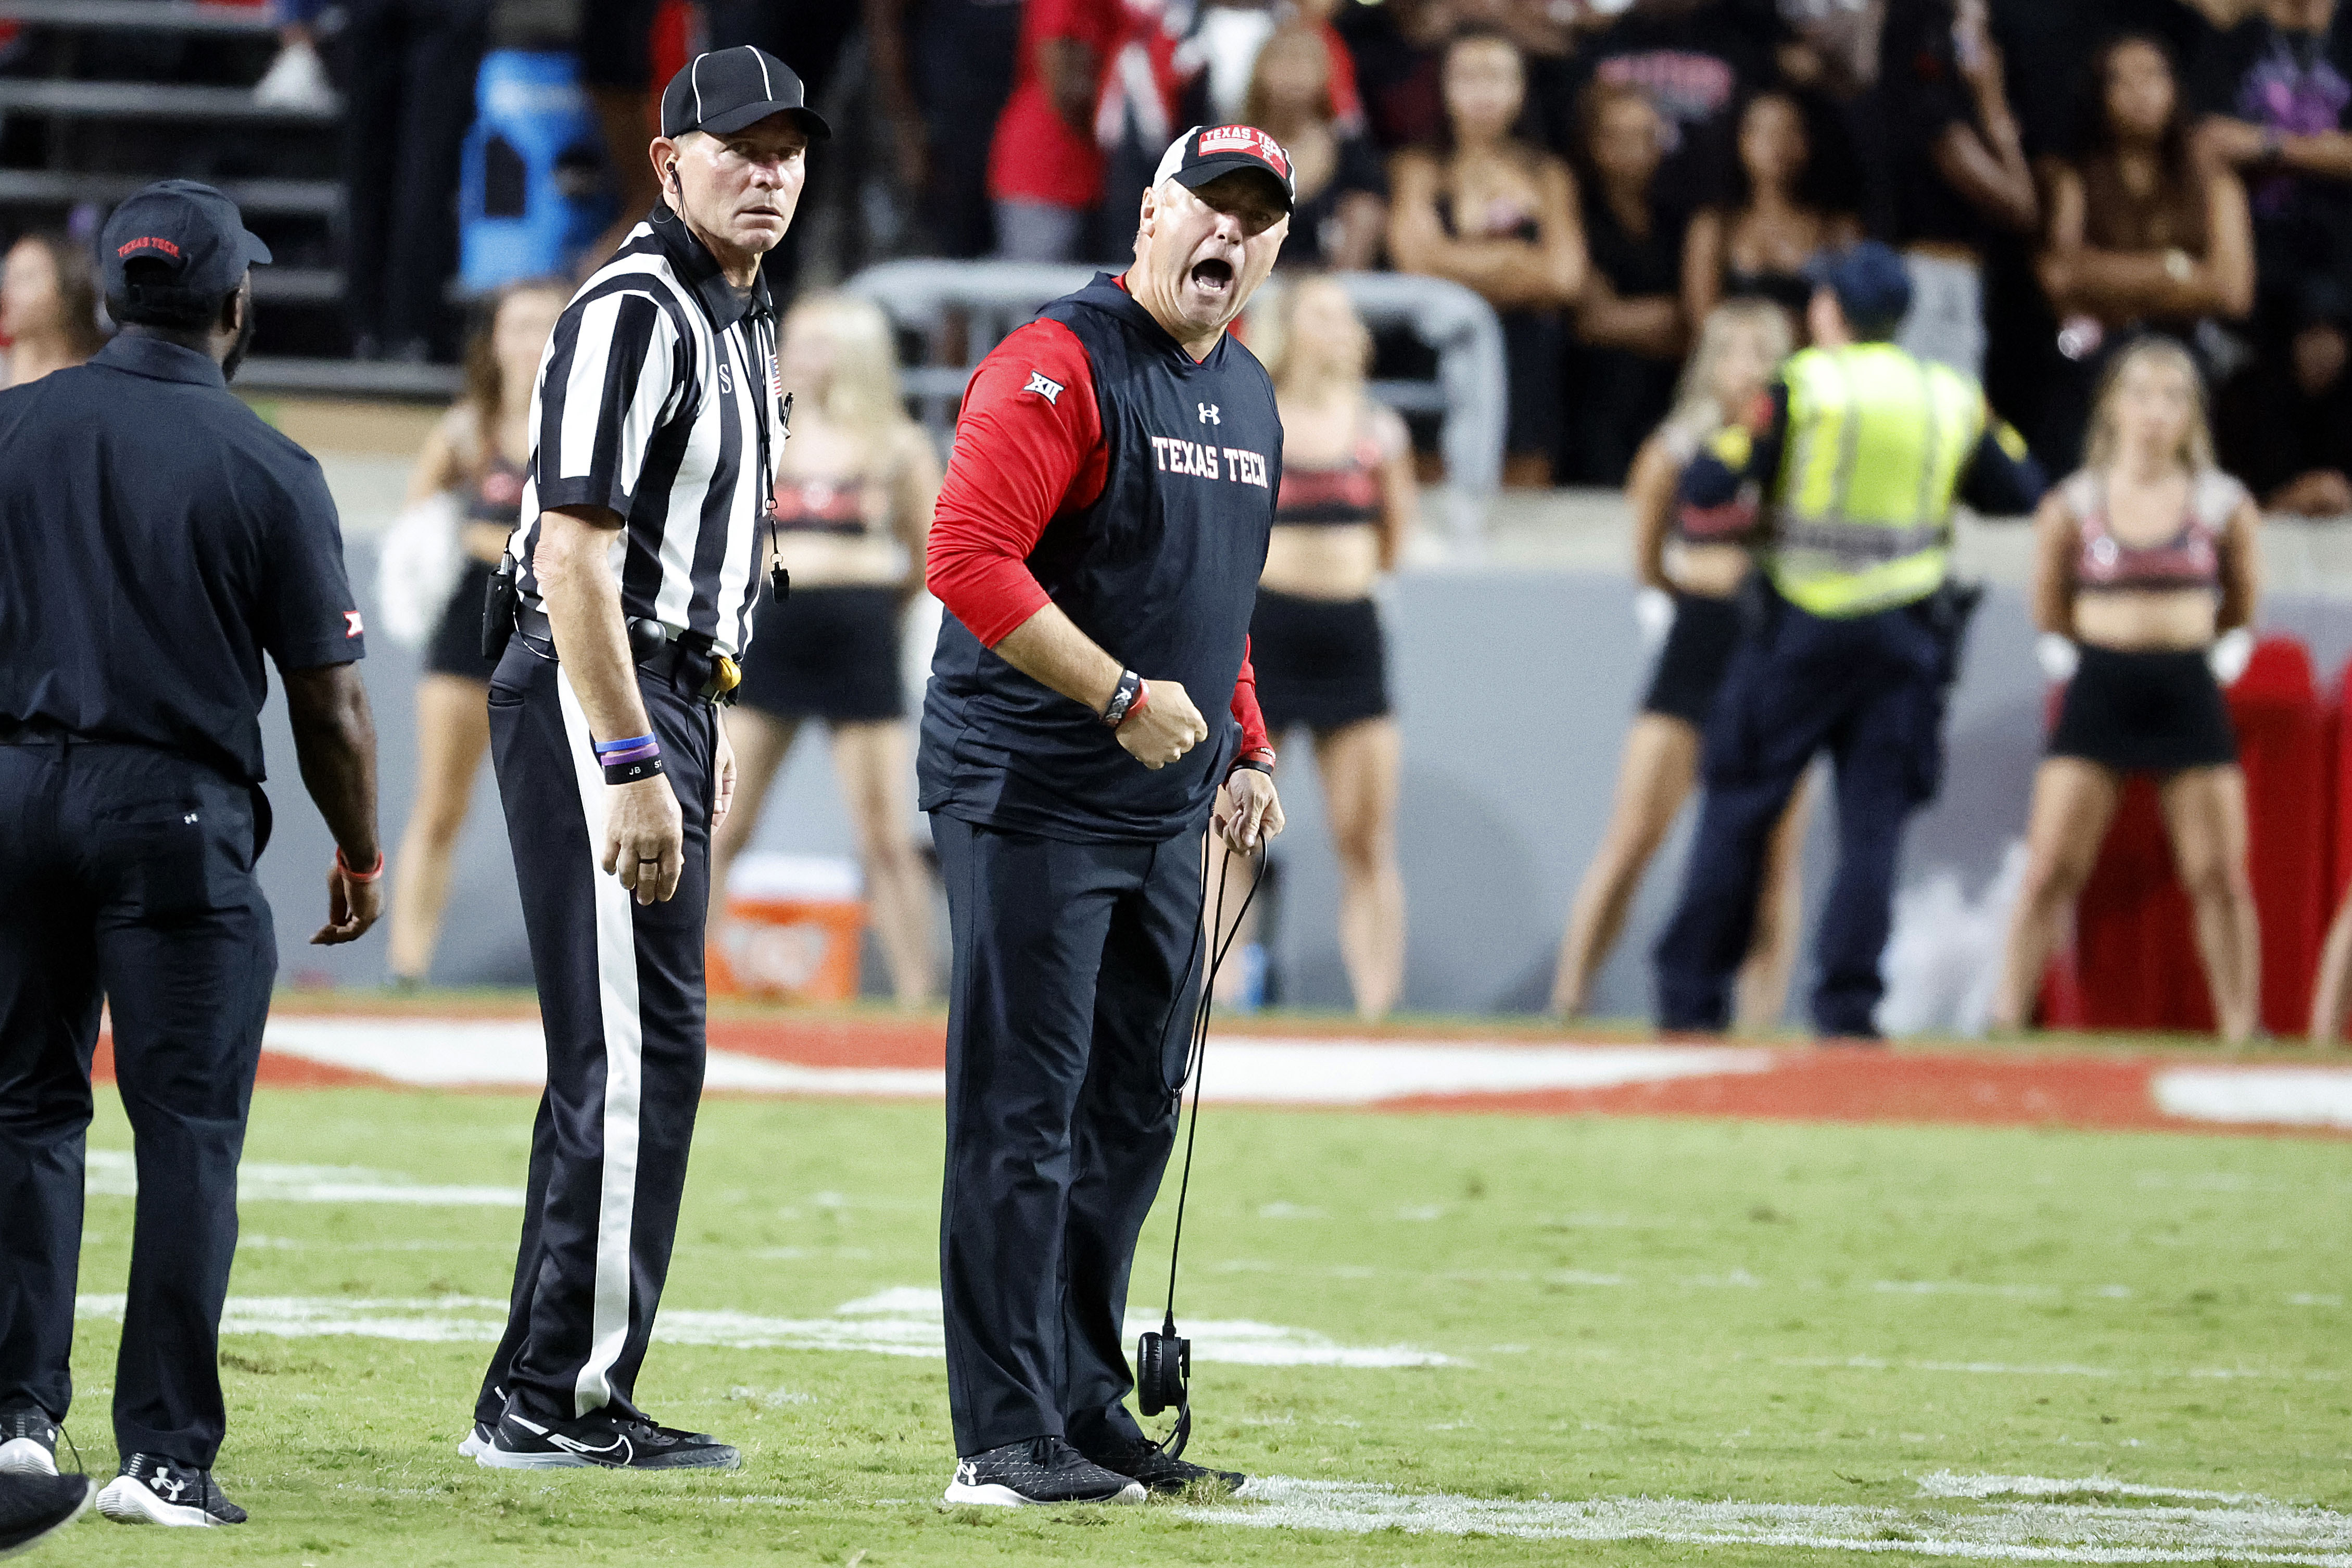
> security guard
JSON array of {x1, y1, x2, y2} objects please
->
[
  {"x1": 0, "y1": 181, "x2": 382, "y2": 1526},
  {"x1": 1653, "y1": 242, "x2": 2045, "y2": 1039}
]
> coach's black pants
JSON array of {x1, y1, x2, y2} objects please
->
[
  {"x1": 932, "y1": 814, "x2": 1204, "y2": 1457},
  {"x1": 0, "y1": 738, "x2": 274, "y2": 1468},
  {"x1": 474, "y1": 642, "x2": 715, "y2": 1427}
]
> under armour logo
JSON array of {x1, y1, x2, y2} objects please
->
[
  {"x1": 1198, "y1": 403, "x2": 1220, "y2": 424},
  {"x1": 183, "y1": 813, "x2": 198, "y2": 825},
  {"x1": 1024, "y1": 371, "x2": 1064, "y2": 406},
  {"x1": 152, "y1": 1471, "x2": 186, "y2": 1501}
]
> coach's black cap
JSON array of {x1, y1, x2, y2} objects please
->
[
  {"x1": 660, "y1": 45, "x2": 831, "y2": 141},
  {"x1": 98, "y1": 179, "x2": 271, "y2": 304},
  {"x1": 1153, "y1": 124, "x2": 1296, "y2": 212}
]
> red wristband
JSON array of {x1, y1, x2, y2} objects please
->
[
  {"x1": 336, "y1": 846, "x2": 385, "y2": 882},
  {"x1": 1122, "y1": 679, "x2": 1150, "y2": 727}
]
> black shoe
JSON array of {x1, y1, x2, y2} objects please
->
[
  {"x1": 942, "y1": 1436, "x2": 1147, "y2": 1507},
  {"x1": 477, "y1": 1405, "x2": 740, "y2": 1471},
  {"x1": 0, "y1": 1412, "x2": 58, "y2": 1478},
  {"x1": 95, "y1": 1456, "x2": 245, "y2": 1526},
  {"x1": 1084, "y1": 1434, "x2": 1247, "y2": 1496},
  {"x1": 0, "y1": 1472, "x2": 94, "y2": 1555}
]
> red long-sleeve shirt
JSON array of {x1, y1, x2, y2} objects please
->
[{"x1": 926, "y1": 307, "x2": 1272, "y2": 762}]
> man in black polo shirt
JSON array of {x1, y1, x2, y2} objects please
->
[
  {"x1": 921, "y1": 125, "x2": 1292, "y2": 1507},
  {"x1": 0, "y1": 181, "x2": 381, "y2": 1527}
]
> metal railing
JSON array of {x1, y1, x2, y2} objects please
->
[
  {"x1": 841, "y1": 260, "x2": 1507, "y2": 541},
  {"x1": 0, "y1": 1, "x2": 277, "y2": 31}
]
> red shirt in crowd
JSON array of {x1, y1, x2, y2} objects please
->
[
  {"x1": 988, "y1": 0, "x2": 1116, "y2": 211},
  {"x1": 926, "y1": 277, "x2": 1271, "y2": 761}
]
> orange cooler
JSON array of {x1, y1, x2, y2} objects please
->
[{"x1": 709, "y1": 854, "x2": 866, "y2": 1002}]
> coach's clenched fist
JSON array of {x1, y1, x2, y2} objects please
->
[{"x1": 1118, "y1": 678, "x2": 1210, "y2": 770}]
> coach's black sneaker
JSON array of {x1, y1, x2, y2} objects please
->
[
  {"x1": 0, "y1": 1472, "x2": 94, "y2": 1556},
  {"x1": 478, "y1": 1406, "x2": 740, "y2": 1471},
  {"x1": 942, "y1": 1437, "x2": 1147, "y2": 1507},
  {"x1": 95, "y1": 1456, "x2": 245, "y2": 1526},
  {"x1": 0, "y1": 1411, "x2": 58, "y2": 1478},
  {"x1": 1083, "y1": 1434, "x2": 1247, "y2": 1496}
]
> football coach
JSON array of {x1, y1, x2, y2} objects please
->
[
  {"x1": 0, "y1": 181, "x2": 380, "y2": 1526},
  {"x1": 464, "y1": 45, "x2": 824, "y2": 1471},
  {"x1": 921, "y1": 124, "x2": 1295, "y2": 1507}
]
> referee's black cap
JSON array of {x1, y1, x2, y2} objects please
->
[
  {"x1": 98, "y1": 179, "x2": 272, "y2": 306},
  {"x1": 1154, "y1": 124, "x2": 1296, "y2": 212},
  {"x1": 661, "y1": 45, "x2": 831, "y2": 142}
]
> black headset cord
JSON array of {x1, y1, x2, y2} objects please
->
[{"x1": 1146, "y1": 836, "x2": 1264, "y2": 1457}]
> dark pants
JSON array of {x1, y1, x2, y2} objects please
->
[
  {"x1": 473, "y1": 641, "x2": 715, "y2": 1426},
  {"x1": 0, "y1": 739, "x2": 275, "y2": 1468},
  {"x1": 931, "y1": 814, "x2": 1203, "y2": 1457},
  {"x1": 1653, "y1": 591, "x2": 1949, "y2": 1038},
  {"x1": 340, "y1": 0, "x2": 489, "y2": 356}
]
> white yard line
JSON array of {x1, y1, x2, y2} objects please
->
[
  {"x1": 1178, "y1": 1475, "x2": 2352, "y2": 1563},
  {"x1": 83, "y1": 1149, "x2": 522, "y2": 1206},
  {"x1": 71, "y1": 1286, "x2": 1455, "y2": 1368},
  {"x1": 1782, "y1": 1355, "x2": 2344, "y2": 1384}
]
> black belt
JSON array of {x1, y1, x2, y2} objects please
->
[{"x1": 512, "y1": 605, "x2": 741, "y2": 704}]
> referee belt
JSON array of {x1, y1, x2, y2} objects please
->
[{"x1": 513, "y1": 605, "x2": 741, "y2": 704}]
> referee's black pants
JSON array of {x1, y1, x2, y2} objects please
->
[
  {"x1": 931, "y1": 814, "x2": 1203, "y2": 1458},
  {"x1": 473, "y1": 642, "x2": 715, "y2": 1427},
  {"x1": 0, "y1": 737, "x2": 274, "y2": 1469}
]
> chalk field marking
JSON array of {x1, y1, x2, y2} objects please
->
[
  {"x1": 254, "y1": 1020, "x2": 1774, "y2": 1105},
  {"x1": 1179, "y1": 1474, "x2": 2352, "y2": 1563},
  {"x1": 1782, "y1": 1355, "x2": 2343, "y2": 1384},
  {"x1": 2153, "y1": 1068, "x2": 2352, "y2": 1130},
  {"x1": 71, "y1": 1284, "x2": 1453, "y2": 1368},
  {"x1": 82, "y1": 1149, "x2": 522, "y2": 1207}
]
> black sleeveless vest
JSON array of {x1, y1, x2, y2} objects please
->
[{"x1": 919, "y1": 274, "x2": 1280, "y2": 843}]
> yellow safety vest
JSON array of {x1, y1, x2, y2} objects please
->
[{"x1": 1767, "y1": 342, "x2": 1986, "y2": 618}]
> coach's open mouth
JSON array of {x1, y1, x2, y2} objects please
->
[{"x1": 1189, "y1": 258, "x2": 1235, "y2": 295}]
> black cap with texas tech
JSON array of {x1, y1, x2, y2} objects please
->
[
  {"x1": 660, "y1": 45, "x2": 831, "y2": 141},
  {"x1": 98, "y1": 179, "x2": 272, "y2": 311},
  {"x1": 1153, "y1": 124, "x2": 1296, "y2": 212}
]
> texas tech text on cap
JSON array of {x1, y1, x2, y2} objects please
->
[{"x1": 1153, "y1": 125, "x2": 1296, "y2": 212}]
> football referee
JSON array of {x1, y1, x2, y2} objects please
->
[
  {"x1": 465, "y1": 46, "x2": 826, "y2": 1472},
  {"x1": 922, "y1": 125, "x2": 1294, "y2": 1507}
]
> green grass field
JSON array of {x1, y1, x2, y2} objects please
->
[{"x1": 48, "y1": 1086, "x2": 2352, "y2": 1565}]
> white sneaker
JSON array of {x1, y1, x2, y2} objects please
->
[
  {"x1": 252, "y1": 40, "x2": 337, "y2": 112},
  {"x1": 94, "y1": 1456, "x2": 245, "y2": 1527},
  {"x1": 0, "y1": 1410, "x2": 58, "y2": 1477}
]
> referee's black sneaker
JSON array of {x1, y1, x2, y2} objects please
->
[
  {"x1": 0, "y1": 1471, "x2": 94, "y2": 1555},
  {"x1": 477, "y1": 1406, "x2": 740, "y2": 1471},
  {"x1": 0, "y1": 1410, "x2": 58, "y2": 1477},
  {"x1": 94, "y1": 1456, "x2": 246, "y2": 1526},
  {"x1": 1083, "y1": 1434, "x2": 1247, "y2": 1496},
  {"x1": 941, "y1": 1437, "x2": 1147, "y2": 1507}
]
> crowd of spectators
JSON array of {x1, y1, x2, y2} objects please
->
[{"x1": 841, "y1": 0, "x2": 2352, "y2": 508}]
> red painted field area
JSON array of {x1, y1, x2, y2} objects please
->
[{"x1": 91, "y1": 1009, "x2": 2352, "y2": 1139}]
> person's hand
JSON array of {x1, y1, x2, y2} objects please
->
[
  {"x1": 1117, "y1": 679, "x2": 1209, "y2": 770},
  {"x1": 312, "y1": 852, "x2": 384, "y2": 945},
  {"x1": 712, "y1": 711, "x2": 738, "y2": 830},
  {"x1": 1214, "y1": 768, "x2": 1285, "y2": 854},
  {"x1": 603, "y1": 775, "x2": 685, "y2": 904}
]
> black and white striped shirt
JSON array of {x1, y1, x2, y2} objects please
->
[{"x1": 513, "y1": 205, "x2": 779, "y2": 659}]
